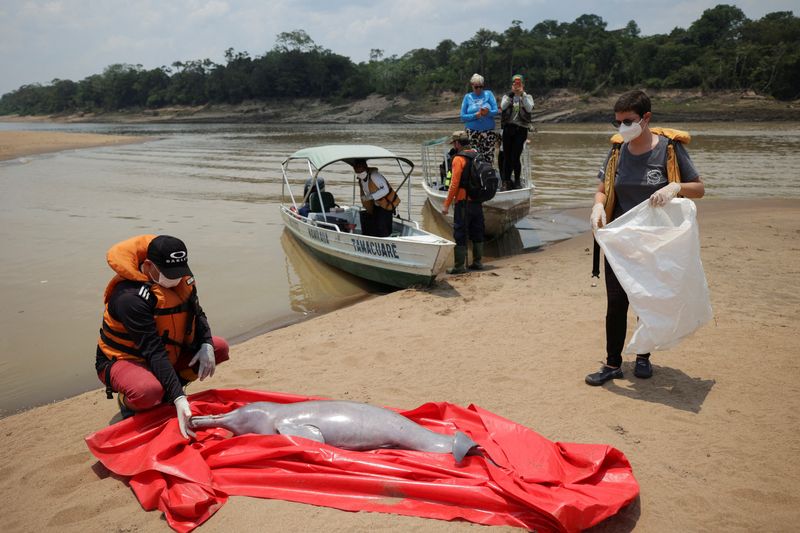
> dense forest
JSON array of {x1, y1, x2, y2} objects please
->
[{"x1": 1, "y1": 4, "x2": 798, "y2": 116}]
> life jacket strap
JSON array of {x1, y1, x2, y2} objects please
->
[
  {"x1": 153, "y1": 301, "x2": 193, "y2": 315},
  {"x1": 102, "y1": 320, "x2": 131, "y2": 340},
  {"x1": 160, "y1": 330, "x2": 194, "y2": 351},
  {"x1": 99, "y1": 328, "x2": 141, "y2": 358}
]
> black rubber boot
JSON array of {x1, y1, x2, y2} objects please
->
[
  {"x1": 449, "y1": 246, "x2": 467, "y2": 274},
  {"x1": 469, "y1": 242, "x2": 484, "y2": 270}
]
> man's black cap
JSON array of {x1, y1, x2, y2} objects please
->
[{"x1": 147, "y1": 235, "x2": 192, "y2": 278}]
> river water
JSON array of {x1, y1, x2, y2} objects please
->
[{"x1": 1, "y1": 121, "x2": 798, "y2": 415}]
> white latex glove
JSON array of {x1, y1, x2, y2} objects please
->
[
  {"x1": 590, "y1": 202, "x2": 606, "y2": 231},
  {"x1": 189, "y1": 342, "x2": 215, "y2": 381},
  {"x1": 174, "y1": 395, "x2": 195, "y2": 439},
  {"x1": 650, "y1": 182, "x2": 681, "y2": 207}
]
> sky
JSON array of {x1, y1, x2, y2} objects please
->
[{"x1": 0, "y1": 0, "x2": 796, "y2": 96}]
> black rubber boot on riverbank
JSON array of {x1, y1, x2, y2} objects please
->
[
  {"x1": 469, "y1": 242, "x2": 484, "y2": 270},
  {"x1": 449, "y1": 246, "x2": 467, "y2": 274}
]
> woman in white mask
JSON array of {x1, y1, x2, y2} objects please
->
[{"x1": 586, "y1": 90, "x2": 705, "y2": 386}]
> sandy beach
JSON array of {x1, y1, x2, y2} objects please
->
[
  {"x1": 0, "y1": 130, "x2": 149, "y2": 161},
  {"x1": 0, "y1": 132, "x2": 799, "y2": 531}
]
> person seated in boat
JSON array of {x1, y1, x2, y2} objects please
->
[
  {"x1": 305, "y1": 177, "x2": 337, "y2": 213},
  {"x1": 352, "y1": 158, "x2": 400, "y2": 238},
  {"x1": 298, "y1": 177, "x2": 331, "y2": 216}
]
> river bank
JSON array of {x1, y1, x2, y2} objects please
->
[
  {"x1": 0, "y1": 198, "x2": 798, "y2": 531},
  {"x1": 2, "y1": 89, "x2": 799, "y2": 125},
  {"x1": 0, "y1": 130, "x2": 152, "y2": 161}
]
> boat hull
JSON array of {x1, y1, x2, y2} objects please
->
[
  {"x1": 421, "y1": 182, "x2": 533, "y2": 236},
  {"x1": 281, "y1": 206, "x2": 454, "y2": 288}
]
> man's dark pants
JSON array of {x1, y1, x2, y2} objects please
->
[{"x1": 453, "y1": 200, "x2": 485, "y2": 246}]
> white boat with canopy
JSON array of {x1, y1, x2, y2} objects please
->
[
  {"x1": 420, "y1": 136, "x2": 535, "y2": 236},
  {"x1": 280, "y1": 145, "x2": 455, "y2": 288}
]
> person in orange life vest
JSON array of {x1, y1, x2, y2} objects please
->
[
  {"x1": 95, "y1": 235, "x2": 229, "y2": 439},
  {"x1": 352, "y1": 158, "x2": 399, "y2": 238},
  {"x1": 442, "y1": 131, "x2": 485, "y2": 274},
  {"x1": 586, "y1": 90, "x2": 704, "y2": 386}
]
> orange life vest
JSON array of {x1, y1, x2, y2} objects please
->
[
  {"x1": 97, "y1": 235, "x2": 199, "y2": 380},
  {"x1": 366, "y1": 170, "x2": 401, "y2": 212},
  {"x1": 603, "y1": 127, "x2": 690, "y2": 222}
]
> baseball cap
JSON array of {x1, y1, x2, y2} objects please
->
[
  {"x1": 147, "y1": 235, "x2": 192, "y2": 278},
  {"x1": 512, "y1": 74, "x2": 524, "y2": 83},
  {"x1": 449, "y1": 131, "x2": 470, "y2": 144}
]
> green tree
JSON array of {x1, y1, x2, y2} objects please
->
[{"x1": 274, "y1": 29, "x2": 322, "y2": 53}]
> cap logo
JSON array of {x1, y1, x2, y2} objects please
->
[{"x1": 169, "y1": 251, "x2": 187, "y2": 259}]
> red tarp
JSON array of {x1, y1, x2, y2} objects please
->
[{"x1": 85, "y1": 389, "x2": 638, "y2": 532}]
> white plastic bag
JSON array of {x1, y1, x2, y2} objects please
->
[{"x1": 594, "y1": 198, "x2": 712, "y2": 354}]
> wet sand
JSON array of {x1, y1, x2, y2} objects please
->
[
  {"x1": 0, "y1": 130, "x2": 149, "y2": 161},
  {"x1": 0, "y1": 195, "x2": 798, "y2": 531}
]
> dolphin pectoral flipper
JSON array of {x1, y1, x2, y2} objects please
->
[
  {"x1": 276, "y1": 422, "x2": 325, "y2": 444},
  {"x1": 452, "y1": 431, "x2": 478, "y2": 463}
]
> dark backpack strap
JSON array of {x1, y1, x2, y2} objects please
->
[{"x1": 455, "y1": 151, "x2": 476, "y2": 189}]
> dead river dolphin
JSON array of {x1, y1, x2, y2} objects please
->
[{"x1": 189, "y1": 400, "x2": 479, "y2": 463}]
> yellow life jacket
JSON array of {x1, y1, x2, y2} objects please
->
[
  {"x1": 603, "y1": 127, "x2": 690, "y2": 222},
  {"x1": 366, "y1": 170, "x2": 401, "y2": 212},
  {"x1": 97, "y1": 234, "x2": 200, "y2": 381}
]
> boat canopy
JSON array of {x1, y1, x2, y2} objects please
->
[
  {"x1": 281, "y1": 144, "x2": 415, "y2": 220},
  {"x1": 283, "y1": 145, "x2": 414, "y2": 171}
]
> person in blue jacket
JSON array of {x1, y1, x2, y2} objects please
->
[{"x1": 460, "y1": 73, "x2": 498, "y2": 164}]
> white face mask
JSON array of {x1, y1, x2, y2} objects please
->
[
  {"x1": 146, "y1": 265, "x2": 182, "y2": 288},
  {"x1": 618, "y1": 118, "x2": 644, "y2": 142},
  {"x1": 156, "y1": 272, "x2": 182, "y2": 288},
  {"x1": 356, "y1": 170, "x2": 367, "y2": 180}
]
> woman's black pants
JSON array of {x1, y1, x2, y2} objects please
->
[{"x1": 605, "y1": 258, "x2": 650, "y2": 367}]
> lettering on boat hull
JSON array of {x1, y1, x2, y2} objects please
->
[
  {"x1": 350, "y1": 238, "x2": 399, "y2": 259},
  {"x1": 307, "y1": 227, "x2": 329, "y2": 244}
]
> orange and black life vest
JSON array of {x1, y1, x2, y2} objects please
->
[
  {"x1": 602, "y1": 127, "x2": 690, "y2": 222},
  {"x1": 97, "y1": 235, "x2": 200, "y2": 386},
  {"x1": 365, "y1": 170, "x2": 401, "y2": 212}
]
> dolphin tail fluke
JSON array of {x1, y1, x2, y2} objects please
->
[{"x1": 452, "y1": 431, "x2": 478, "y2": 463}]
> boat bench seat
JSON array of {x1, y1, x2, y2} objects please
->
[{"x1": 309, "y1": 212, "x2": 356, "y2": 233}]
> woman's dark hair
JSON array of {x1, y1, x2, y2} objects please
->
[{"x1": 614, "y1": 90, "x2": 651, "y2": 116}]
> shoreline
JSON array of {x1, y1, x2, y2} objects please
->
[
  {"x1": 0, "y1": 197, "x2": 798, "y2": 531},
  {"x1": 2, "y1": 89, "x2": 799, "y2": 125},
  {"x1": 0, "y1": 130, "x2": 153, "y2": 161}
]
